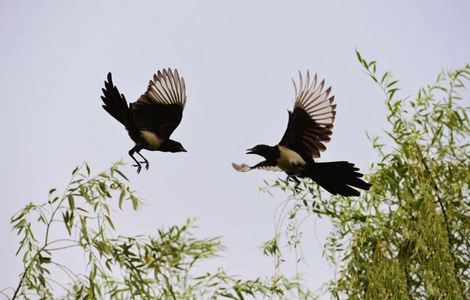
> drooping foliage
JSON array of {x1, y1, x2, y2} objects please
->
[
  {"x1": 262, "y1": 52, "x2": 469, "y2": 299},
  {"x1": 7, "y1": 162, "x2": 313, "y2": 299}
]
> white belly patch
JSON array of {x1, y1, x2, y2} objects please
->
[
  {"x1": 140, "y1": 130, "x2": 163, "y2": 150},
  {"x1": 277, "y1": 146, "x2": 306, "y2": 173}
]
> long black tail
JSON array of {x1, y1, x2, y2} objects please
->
[
  {"x1": 101, "y1": 73, "x2": 133, "y2": 129},
  {"x1": 302, "y1": 161, "x2": 371, "y2": 197}
]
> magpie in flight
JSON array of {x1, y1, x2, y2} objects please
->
[
  {"x1": 101, "y1": 68, "x2": 187, "y2": 173},
  {"x1": 232, "y1": 71, "x2": 371, "y2": 196}
]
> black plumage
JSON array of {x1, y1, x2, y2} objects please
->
[
  {"x1": 101, "y1": 68, "x2": 187, "y2": 173},
  {"x1": 233, "y1": 71, "x2": 371, "y2": 197}
]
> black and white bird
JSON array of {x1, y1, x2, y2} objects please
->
[
  {"x1": 232, "y1": 71, "x2": 371, "y2": 196},
  {"x1": 101, "y1": 68, "x2": 187, "y2": 173}
]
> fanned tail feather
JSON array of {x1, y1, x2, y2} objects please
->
[
  {"x1": 101, "y1": 73, "x2": 133, "y2": 129},
  {"x1": 303, "y1": 161, "x2": 371, "y2": 196}
]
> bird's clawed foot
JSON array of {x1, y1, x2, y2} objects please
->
[
  {"x1": 129, "y1": 147, "x2": 147, "y2": 174},
  {"x1": 286, "y1": 175, "x2": 302, "y2": 193},
  {"x1": 132, "y1": 163, "x2": 142, "y2": 174},
  {"x1": 138, "y1": 160, "x2": 149, "y2": 170},
  {"x1": 131, "y1": 160, "x2": 148, "y2": 174},
  {"x1": 136, "y1": 152, "x2": 150, "y2": 170}
]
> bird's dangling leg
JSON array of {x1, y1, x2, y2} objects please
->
[
  {"x1": 136, "y1": 151, "x2": 149, "y2": 170},
  {"x1": 129, "y1": 146, "x2": 142, "y2": 174},
  {"x1": 286, "y1": 175, "x2": 302, "y2": 193}
]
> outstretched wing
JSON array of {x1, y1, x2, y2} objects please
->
[
  {"x1": 131, "y1": 68, "x2": 187, "y2": 139},
  {"x1": 231, "y1": 162, "x2": 282, "y2": 173},
  {"x1": 279, "y1": 71, "x2": 336, "y2": 159}
]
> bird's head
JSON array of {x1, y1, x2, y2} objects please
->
[
  {"x1": 172, "y1": 142, "x2": 187, "y2": 153},
  {"x1": 161, "y1": 140, "x2": 187, "y2": 153},
  {"x1": 246, "y1": 144, "x2": 272, "y2": 158}
]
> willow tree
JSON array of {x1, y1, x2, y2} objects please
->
[
  {"x1": 6, "y1": 163, "x2": 313, "y2": 299},
  {"x1": 263, "y1": 53, "x2": 469, "y2": 299}
]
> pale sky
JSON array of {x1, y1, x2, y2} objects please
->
[{"x1": 1, "y1": 1, "x2": 469, "y2": 298}]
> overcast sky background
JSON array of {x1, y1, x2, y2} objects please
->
[{"x1": 1, "y1": 0, "x2": 469, "y2": 298}]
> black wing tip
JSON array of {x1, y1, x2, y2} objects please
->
[{"x1": 104, "y1": 73, "x2": 114, "y2": 89}]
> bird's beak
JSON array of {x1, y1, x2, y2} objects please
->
[
  {"x1": 181, "y1": 147, "x2": 187, "y2": 152},
  {"x1": 246, "y1": 148, "x2": 255, "y2": 154}
]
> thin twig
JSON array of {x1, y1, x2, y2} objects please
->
[{"x1": 12, "y1": 163, "x2": 99, "y2": 299}]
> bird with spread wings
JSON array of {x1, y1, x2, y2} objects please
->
[
  {"x1": 233, "y1": 71, "x2": 371, "y2": 196},
  {"x1": 101, "y1": 69, "x2": 187, "y2": 173}
]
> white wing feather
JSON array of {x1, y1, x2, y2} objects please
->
[
  {"x1": 146, "y1": 68, "x2": 187, "y2": 107},
  {"x1": 293, "y1": 71, "x2": 335, "y2": 127}
]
